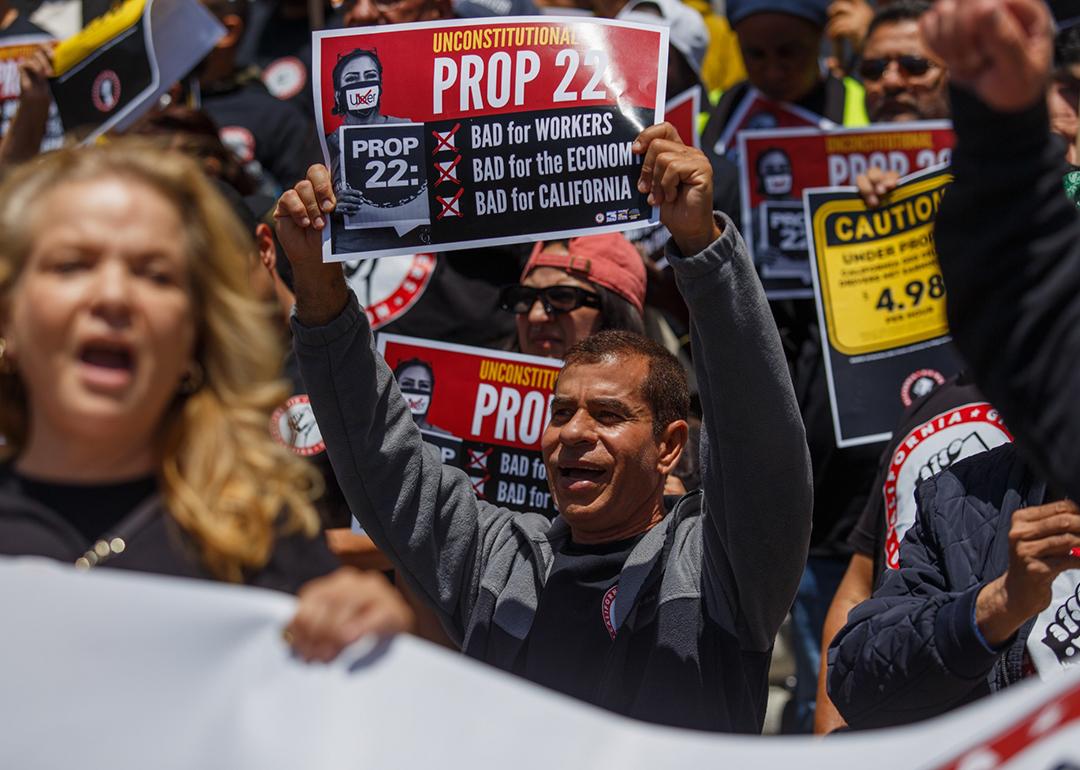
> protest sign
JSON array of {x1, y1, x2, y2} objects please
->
[
  {"x1": 708, "y1": 86, "x2": 832, "y2": 166},
  {"x1": 806, "y1": 165, "x2": 961, "y2": 447},
  {"x1": 739, "y1": 120, "x2": 955, "y2": 298},
  {"x1": 665, "y1": 86, "x2": 699, "y2": 149},
  {"x1": 49, "y1": 0, "x2": 224, "y2": 142},
  {"x1": 3, "y1": 557, "x2": 1080, "y2": 770},
  {"x1": 622, "y1": 86, "x2": 700, "y2": 260},
  {"x1": 377, "y1": 334, "x2": 561, "y2": 515},
  {"x1": 0, "y1": 33, "x2": 64, "y2": 152},
  {"x1": 313, "y1": 17, "x2": 667, "y2": 261}
]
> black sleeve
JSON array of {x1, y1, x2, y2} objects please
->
[
  {"x1": 934, "y1": 87, "x2": 1080, "y2": 501},
  {"x1": 259, "y1": 98, "x2": 323, "y2": 191}
]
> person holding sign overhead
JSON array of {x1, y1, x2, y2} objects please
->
[{"x1": 276, "y1": 123, "x2": 813, "y2": 732}]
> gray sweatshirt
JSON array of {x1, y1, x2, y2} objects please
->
[{"x1": 293, "y1": 214, "x2": 813, "y2": 731}]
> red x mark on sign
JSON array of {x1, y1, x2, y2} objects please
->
[
  {"x1": 469, "y1": 473, "x2": 489, "y2": 498},
  {"x1": 435, "y1": 156, "x2": 461, "y2": 186},
  {"x1": 431, "y1": 123, "x2": 460, "y2": 153},
  {"x1": 466, "y1": 448, "x2": 491, "y2": 471},
  {"x1": 436, "y1": 188, "x2": 464, "y2": 219}
]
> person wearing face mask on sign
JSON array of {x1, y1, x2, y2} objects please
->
[
  {"x1": 392, "y1": 357, "x2": 451, "y2": 436},
  {"x1": 325, "y1": 48, "x2": 406, "y2": 211}
]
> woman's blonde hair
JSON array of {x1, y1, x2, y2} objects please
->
[{"x1": 0, "y1": 141, "x2": 322, "y2": 581}]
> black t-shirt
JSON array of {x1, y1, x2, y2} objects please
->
[
  {"x1": 11, "y1": 472, "x2": 156, "y2": 542},
  {"x1": 519, "y1": 534, "x2": 642, "y2": 702},
  {"x1": 847, "y1": 373, "x2": 1013, "y2": 582},
  {"x1": 201, "y1": 73, "x2": 322, "y2": 193}
]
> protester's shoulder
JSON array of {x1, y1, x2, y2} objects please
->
[
  {"x1": 886, "y1": 374, "x2": 995, "y2": 453},
  {"x1": 666, "y1": 491, "x2": 705, "y2": 558},
  {"x1": 657, "y1": 492, "x2": 707, "y2": 596}
]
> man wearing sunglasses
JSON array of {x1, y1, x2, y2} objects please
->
[
  {"x1": 860, "y1": 0, "x2": 949, "y2": 123},
  {"x1": 853, "y1": 0, "x2": 951, "y2": 206},
  {"x1": 275, "y1": 123, "x2": 813, "y2": 732},
  {"x1": 500, "y1": 233, "x2": 647, "y2": 360}
]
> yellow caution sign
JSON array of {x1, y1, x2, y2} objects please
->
[{"x1": 811, "y1": 172, "x2": 952, "y2": 357}]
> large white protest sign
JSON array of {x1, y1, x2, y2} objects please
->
[
  {"x1": 1, "y1": 557, "x2": 1079, "y2": 769},
  {"x1": 313, "y1": 17, "x2": 667, "y2": 260}
]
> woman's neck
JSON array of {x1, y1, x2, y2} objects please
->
[{"x1": 16, "y1": 427, "x2": 157, "y2": 483}]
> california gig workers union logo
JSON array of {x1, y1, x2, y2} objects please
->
[
  {"x1": 91, "y1": 70, "x2": 121, "y2": 113},
  {"x1": 269, "y1": 395, "x2": 326, "y2": 457},
  {"x1": 344, "y1": 253, "x2": 437, "y2": 330}
]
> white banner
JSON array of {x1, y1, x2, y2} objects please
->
[{"x1": 1, "y1": 557, "x2": 1079, "y2": 769}]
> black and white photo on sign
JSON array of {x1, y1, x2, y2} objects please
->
[{"x1": 338, "y1": 122, "x2": 430, "y2": 234}]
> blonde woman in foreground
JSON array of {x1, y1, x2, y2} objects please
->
[{"x1": 0, "y1": 142, "x2": 412, "y2": 648}]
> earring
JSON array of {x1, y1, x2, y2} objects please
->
[
  {"x1": 0, "y1": 337, "x2": 10, "y2": 373},
  {"x1": 178, "y1": 361, "x2": 205, "y2": 395}
]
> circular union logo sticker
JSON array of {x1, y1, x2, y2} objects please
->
[{"x1": 91, "y1": 70, "x2": 121, "y2": 113}]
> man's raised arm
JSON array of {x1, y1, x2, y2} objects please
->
[
  {"x1": 273, "y1": 165, "x2": 515, "y2": 643},
  {"x1": 636, "y1": 125, "x2": 814, "y2": 651}
]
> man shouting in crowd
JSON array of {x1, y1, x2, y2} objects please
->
[{"x1": 273, "y1": 125, "x2": 812, "y2": 733}]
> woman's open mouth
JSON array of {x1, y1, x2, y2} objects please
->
[{"x1": 77, "y1": 341, "x2": 136, "y2": 391}]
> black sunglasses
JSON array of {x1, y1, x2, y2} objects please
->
[
  {"x1": 498, "y1": 285, "x2": 602, "y2": 315},
  {"x1": 858, "y1": 55, "x2": 935, "y2": 81}
]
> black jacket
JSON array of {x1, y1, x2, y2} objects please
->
[
  {"x1": 935, "y1": 88, "x2": 1080, "y2": 503},
  {"x1": 827, "y1": 443, "x2": 1046, "y2": 729},
  {"x1": 0, "y1": 469, "x2": 339, "y2": 594}
]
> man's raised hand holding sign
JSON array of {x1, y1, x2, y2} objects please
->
[{"x1": 275, "y1": 124, "x2": 812, "y2": 732}]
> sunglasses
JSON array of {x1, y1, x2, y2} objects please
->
[
  {"x1": 499, "y1": 285, "x2": 601, "y2": 315},
  {"x1": 858, "y1": 55, "x2": 935, "y2": 81}
]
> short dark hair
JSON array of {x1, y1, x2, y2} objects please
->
[
  {"x1": 561, "y1": 330, "x2": 689, "y2": 438},
  {"x1": 866, "y1": 0, "x2": 932, "y2": 39}
]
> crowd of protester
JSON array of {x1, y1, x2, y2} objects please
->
[{"x1": 1, "y1": 0, "x2": 1080, "y2": 743}]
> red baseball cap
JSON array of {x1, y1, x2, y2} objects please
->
[{"x1": 523, "y1": 234, "x2": 646, "y2": 316}]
